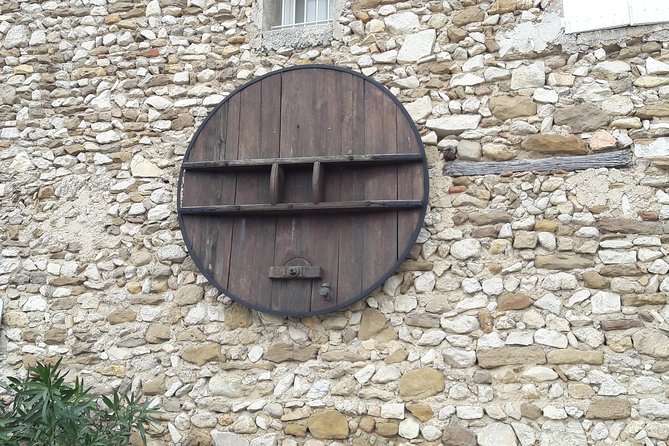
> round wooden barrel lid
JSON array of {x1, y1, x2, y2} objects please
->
[{"x1": 177, "y1": 65, "x2": 429, "y2": 316}]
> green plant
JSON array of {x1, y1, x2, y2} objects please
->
[{"x1": 0, "y1": 359, "x2": 159, "y2": 446}]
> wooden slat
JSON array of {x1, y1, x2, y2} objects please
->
[
  {"x1": 309, "y1": 68, "x2": 342, "y2": 313},
  {"x1": 186, "y1": 103, "x2": 228, "y2": 163},
  {"x1": 259, "y1": 73, "x2": 283, "y2": 308},
  {"x1": 228, "y1": 81, "x2": 274, "y2": 307},
  {"x1": 443, "y1": 150, "x2": 633, "y2": 176},
  {"x1": 272, "y1": 69, "x2": 314, "y2": 313},
  {"x1": 336, "y1": 73, "x2": 366, "y2": 306},
  {"x1": 396, "y1": 108, "x2": 424, "y2": 260},
  {"x1": 179, "y1": 200, "x2": 423, "y2": 215},
  {"x1": 184, "y1": 102, "x2": 236, "y2": 289},
  {"x1": 182, "y1": 153, "x2": 423, "y2": 170},
  {"x1": 362, "y1": 81, "x2": 398, "y2": 294}
]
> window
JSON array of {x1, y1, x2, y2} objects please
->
[
  {"x1": 563, "y1": 0, "x2": 669, "y2": 33},
  {"x1": 259, "y1": 0, "x2": 338, "y2": 51},
  {"x1": 273, "y1": 0, "x2": 331, "y2": 29}
]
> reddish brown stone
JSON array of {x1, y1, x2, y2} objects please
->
[
  {"x1": 478, "y1": 309, "x2": 494, "y2": 333},
  {"x1": 639, "y1": 211, "x2": 659, "y2": 221},
  {"x1": 143, "y1": 48, "x2": 160, "y2": 57},
  {"x1": 497, "y1": 293, "x2": 532, "y2": 311},
  {"x1": 449, "y1": 185, "x2": 467, "y2": 193}
]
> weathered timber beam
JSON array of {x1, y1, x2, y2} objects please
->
[
  {"x1": 443, "y1": 150, "x2": 633, "y2": 177},
  {"x1": 184, "y1": 153, "x2": 423, "y2": 170},
  {"x1": 179, "y1": 200, "x2": 424, "y2": 216}
]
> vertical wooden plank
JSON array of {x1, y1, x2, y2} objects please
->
[
  {"x1": 336, "y1": 73, "x2": 366, "y2": 306},
  {"x1": 261, "y1": 75, "x2": 282, "y2": 155},
  {"x1": 309, "y1": 69, "x2": 342, "y2": 313},
  {"x1": 279, "y1": 69, "x2": 316, "y2": 158},
  {"x1": 396, "y1": 111, "x2": 424, "y2": 259},
  {"x1": 272, "y1": 69, "x2": 316, "y2": 314},
  {"x1": 181, "y1": 101, "x2": 236, "y2": 290},
  {"x1": 228, "y1": 82, "x2": 276, "y2": 307},
  {"x1": 362, "y1": 83, "x2": 398, "y2": 293},
  {"x1": 206, "y1": 95, "x2": 238, "y2": 290},
  {"x1": 237, "y1": 82, "x2": 262, "y2": 160},
  {"x1": 186, "y1": 103, "x2": 227, "y2": 163}
]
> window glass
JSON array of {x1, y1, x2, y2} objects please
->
[
  {"x1": 294, "y1": 0, "x2": 305, "y2": 23},
  {"x1": 317, "y1": 0, "x2": 328, "y2": 21},
  {"x1": 282, "y1": 0, "x2": 295, "y2": 25},
  {"x1": 305, "y1": 0, "x2": 317, "y2": 22}
]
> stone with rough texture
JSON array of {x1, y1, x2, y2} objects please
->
[
  {"x1": 211, "y1": 432, "x2": 249, "y2": 446},
  {"x1": 521, "y1": 135, "x2": 587, "y2": 154},
  {"x1": 637, "y1": 104, "x2": 669, "y2": 119},
  {"x1": 452, "y1": 7, "x2": 485, "y2": 26},
  {"x1": 130, "y1": 155, "x2": 163, "y2": 177},
  {"x1": 553, "y1": 104, "x2": 609, "y2": 133},
  {"x1": 399, "y1": 368, "x2": 445, "y2": 400},
  {"x1": 442, "y1": 419, "x2": 477, "y2": 446},
  {"x1": 539, "y1": 421, "x2": 586, "y2": 446},
  {"x1": 547, "y1": 349, "x2": 604, "y2": 365},
  {"x1": 398, "y1": 416, "x2": 420, "y2": 439},
  {"x1": 384, "y1": 12, "x2": 419, "y2": 34},
  {"x1": 107, "y1": 309, "x2": 137, "y2": 324},
  {"x1": 535, "y1": 254, "x2": 593, "y2": 270},
  {"x1": 498, "y1": 293, "x2": 532, "y2": 311},
  {"x1": 489, "y1": 96, "x2": 537, "y2": 120},
  {"x1": 478, "y1": 423, "x2": 518, "y2": 446},
  {"x1": 442, "y1": 348, "x2": 476, "y2": 368},
  {"x1": 307, "y1": 410, "x2": 349, "y2": 439},
  {"x1": 3, "y1": 25, "x2": 30, "y2": 49},
  {"x1": 590, "y1": 291, "x2": 621, "y2": 314},
  {"x1": 426, "y1": 115, "x2": 481, "y2": 136},
  {"x1": 522, "y1": 366, "x2": 558, "y2": 382},
  {"x1": 586, "y1": 398, "x2": 631, "y2": 420},
  {"x1": 182, "y1": 343, "x2": 220, "y2": 365},
  {"x1": 477, "y1": 346, "x2": 546, "y2": 369},
  {"x1": 407, "y1": 403, "x2": 433, "y2": 422},
  {"x1": 639, "y1": 399, "x2": 669, "y2": 419},
  {"x1": 359, "y1": 308, "x2": 397, "y2": 342},
  {"x1": 632, "y1": 329, "x2": 669, "y2": 358},
  {"x1": 264, "y1": 343, "x2": 319, "y2": 362},
  {"x1": 397, "y1": 29, "x2": 436, "y2": 63},
  {"x1": 450, "y1": 239, "x2": 481, "y2": 260},
  {"x1": 174, "y1": 285, "x2": 204, "y2": 306},
  {"x1": 511, "y1": 62, "x2": 546, "y2": 90},
  {"x1": 589, "y1": 130, "x2": 618, "y2": 151},
  {"x1": 598, "y1": 218, "x2": 663, "y2": 234},
  {"x1": 405, "y1": 96, "x2": 432, "y2": 121}
]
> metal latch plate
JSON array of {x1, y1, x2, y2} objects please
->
[{"x1": 269, "y1": 265, "x2": 322, "y2": 280}]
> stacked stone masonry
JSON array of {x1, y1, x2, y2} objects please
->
[{"x1": 1, "y1": 0, "x2": 669, "y2": 445}]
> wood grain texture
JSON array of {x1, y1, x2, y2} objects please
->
[
  {"x1": 443, "y1": 150, "x2": 633, "y2": 176},
  {"x1": 178, "y1": 66, "x2": 428, "y2": 316}
]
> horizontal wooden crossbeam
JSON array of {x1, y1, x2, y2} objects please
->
[
  {"x1": 183, "y1": 153, "x2": 423, "y2": 170},
  {"x1": 178, "y1": 200, "x2": 424, "y2": 216}
]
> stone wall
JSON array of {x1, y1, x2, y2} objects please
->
[{"x1": 1, "y1": 0, "x2": 669, "y2": 445}]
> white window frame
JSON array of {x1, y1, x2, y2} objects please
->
[
  {"x1": 272, "y1": 0, "x2": 331, "y2": 30},
  {"x1": 563, "y1": 0, "x2": 669, "y2": 34}
]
